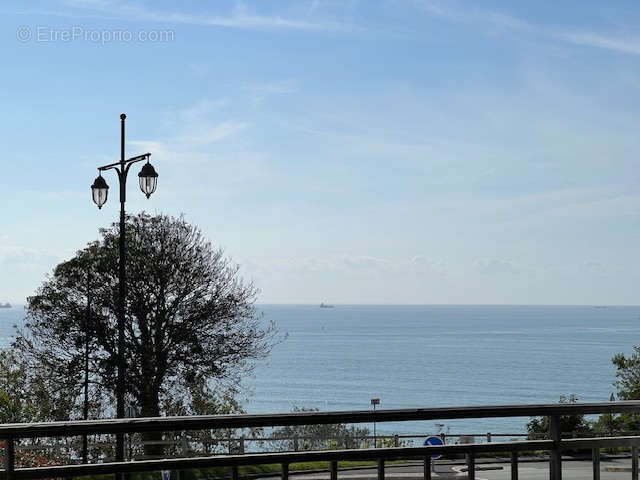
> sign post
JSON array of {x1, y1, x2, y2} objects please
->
[
  {"x1": 371, "y1": 398, "x2": 380, "y2": 448},
  {"x1": 424, "y1": 436, "x2": 444, "y2": 473}
]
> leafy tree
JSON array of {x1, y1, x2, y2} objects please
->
[
  {"x1": 13, "y1": 241, "x2": 108, "y2": 424},
  {"x1": 612, "y1": 347, "x2": 640, "y2": 401},
  {"x1": 0, "y1": 348, "x2": 31, "y2": 423},
  {"x1": 0, "y1": 347, "x2": 77, "y2": 466},
  {"x1": 16, "y1": 213, "x2": 277, "y2": 455},
  {"x1": 595, "y1": 347, "x2": 640, "y2": 432},
  {"x1": 527, "y1": 395, "x2": 592, "y2": 439},
  {"x1": 0, "y1": 347, "x2": 77, "y2": 424},
  {"x1": 269, "y1": 407, "x2": 370, "y2": 451},
  {"x1": 161, "y1": 375, "x2": 262, "y2": 457}
]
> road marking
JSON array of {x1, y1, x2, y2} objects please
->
[{"x1": 264, "y1": 473, "x2": 482, "y2": 480}]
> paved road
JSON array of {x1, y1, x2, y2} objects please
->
[
  {"x1": 453, "y1": 459, "x2": 633, "y2": 480},
  {"x1": 259, "y1": 458, "x2": 638, "y2": 480}
]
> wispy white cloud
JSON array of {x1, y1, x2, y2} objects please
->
[
  {"x1": 583, "y1": 260, "x2": 608, "y2": 276},
  {"x1": 241, "y1": 79, "x2": 298, "y2": 95},
  {"x1": 175, "y1": 121, "x2": 250, "y2": 145},
  {"x1": 413, "y1": 0, "x2": 640, "y2": 56},
  {"x1": 240, "y1": 79, "x2": 299, "y2": 106},
  {"x1": 126, "y1": 140, "x2": 169, "y2": 159},
  {"x1": 124, "y1": 100, "x2": 271, "y2": 203},
  {"x1": 559, "y1": 32, "x2": 640, "y2": 55},
  {"x1": 129, "y1": 100, "x2": 251, "y2": 158},
  {"x1": 179, "y1": 99, "x2": 228, "y2": 123},
  {"x1": 415, "y1": 0, "x2": 533, "y2": 31},
  {"x1": 244, "y1": 254, "x2": 446, "y2": 276},
  {"x1": 0, "y1": 243, "x2": 64, "y2": 272},
  {"x1": 21, "y1": 0, "x2": 355, "y2": 32},
  {"x1": 15, "y1": 0, "x2": 640, "y2": 53},
  {"x1": 0, "y1": 245, "x2": 38, "y2": 263},
  {"x1": 473, "y1": 258, "x2": 520, "y2": 276},
  {"x1": 402, "y1": 186, "x2": 640, "y2": 226}
]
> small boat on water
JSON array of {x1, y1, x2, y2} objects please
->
[
  {"x1": 319, "y1": 302, "x2": 334, "y2": 308},
  {"x1": 0, "y1": 302, "x2": 12, "y2": 309}
]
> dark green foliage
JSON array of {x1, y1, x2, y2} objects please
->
[
  {"x1": 593, "y1": 347, "x2": 640, "y2": 433},
  {"x1": 0, "y1": 349, "x2": 29, "y2": 423},
  {"x1": 0, "y1": 347, "x2": 77, "y2": 423},
  {"x1": 592, "y1": 411, "x2": 628, "y2": 435},
  {"x1": 613, "y1": 347, "x2": 640, "y2": 401},
  {"x1": 161, "y1": 376, "x2": 263, "y2": 457},
  {"x1": 268, "y1": 407, "x2": 370, "y2": 451},
  {"x1": 526, "y1": 395, "x2": 592, "y2": 439},
  {"x1": 14, "y1": 213, "x2": 277, "y2": 455}
]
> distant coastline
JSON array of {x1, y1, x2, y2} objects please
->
[{"x1": 0, "y1": 302, "x2": 11, "y2": 309}]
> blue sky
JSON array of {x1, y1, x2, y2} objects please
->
[{"x1": 1, "y1": 0, "x2": 640, "y2": 305}]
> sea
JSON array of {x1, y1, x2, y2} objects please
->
[{"x1": 2, "y1": 304, "x2": 639, "y2": 438}]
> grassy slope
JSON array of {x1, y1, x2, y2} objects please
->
[{"x1": 78, "y1": 460, "x2": 405, "y2": 480}]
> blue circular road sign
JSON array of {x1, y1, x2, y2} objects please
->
[{"x1": 424, "y1": 435, "x2": 444, "y2": 459}]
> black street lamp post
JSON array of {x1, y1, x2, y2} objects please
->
[{"x1": 90, "y1": 114, "x2": 158, "y2": 469}]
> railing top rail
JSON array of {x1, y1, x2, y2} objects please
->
[
  {"x1": 2, "y1": 401, "x2": 640, "y2": 438},
  {"x1": 3, "y1": 440, "x2": 559, "y2": 480}
]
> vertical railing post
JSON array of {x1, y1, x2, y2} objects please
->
[
  {"x1": 4, "y1": 437, "x2": 15, "y2": 480},
  {"x1": 591, "y1": 448, "x2": 600, "y2": 480},
  {"x1": 181, "y1": 435, "x2": 189, "y2": 457},
  {"x1": 293, "y1": 437, "x2": 299, "y2": 452},
  {"x1": 487, "y1": 432, "x2": 492, "y2": 443},
  {"x1": 232, "y1": 466, "x2": 239, "y2": 480},
  {"x1": 423, "y1": 456, "x2": 431, "y2": 480},
  {"x1": 549, "y1": 415, "x2": 562, "y2": 480},
  {"x1": 394, "y1": 434, "x2": 399, "y2": 447},
  {"x1": 632, "y1": 446, "x2": 638, "y2": 480},
  {"x1": 510, "y1": 451, "x2": 518, "y2": 480},
  {"x1": 281, "y1": 462, "x2": 289, "y2": 480},
  {"x1": 82, "y1": 432, "x2": 88, "y2": 464},
  {"x1": 466, "y1": 453, "x2": 475, "y2": 480},
  {"x1": 377, "y1": 459, "x2": 385, "y2": 480},
  {"x1": 330, "y1": 460, "x2": 338, "y2": 480},
  {"x1": 54, "y1": 436, "x2": 61, "y2": 458}
]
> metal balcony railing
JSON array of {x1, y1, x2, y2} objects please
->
[{"x1": 2, "y1": 401, "x2": 640, "y2": 480}]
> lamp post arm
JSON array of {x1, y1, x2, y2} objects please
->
[
  {"x1": 98, "y1": 153, "x2": 151, "y2": 171},
  {"x1": 97, "y1": 154, "x2": 151, "y2": 203}
]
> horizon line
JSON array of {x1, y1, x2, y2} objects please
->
[{"x1": 4, "y1": 302, "x2": 639, "y2": 308}]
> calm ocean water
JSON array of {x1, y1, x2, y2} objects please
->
[{"x1": 2, "y1": 304, "x2": 640, "y2": 436}]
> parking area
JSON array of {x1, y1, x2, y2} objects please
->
[{"x1": 259, "y1": 457, "x2": 639, "y2": 480}]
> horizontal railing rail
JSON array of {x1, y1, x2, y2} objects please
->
[
  {"x1": 5, "y1": 440, "x2": 557, "y2": 480},
  {"x1": 13, "y1": 430, "x2": 635, "y2": 457},
  {"x1": 8, "y1": 436, "x2": 640, "y2": 480},
  {"x1": 3, "y1": 401, "x2": 640, "y2": 480},
  {"x1": 3, "y1": 401, "x2": 640, "y2": 438}
]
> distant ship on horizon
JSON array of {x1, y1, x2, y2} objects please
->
[
  {"x1": 319, "y1": 302, "x2": 334, "y2": 308},
  {"x1": 0, "y1": 302, "x2": 12, "y2": 309}
]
